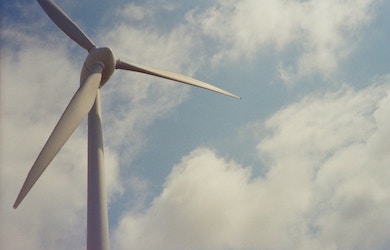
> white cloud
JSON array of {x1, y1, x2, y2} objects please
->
[
  {"x1": 115, "y1": 3, "x2": 153, "y2": 22},
  {"x1": 2, "y1": 1, "x2": 388, "y2": 249},
  {"x1": 0, "y1": 2, "x2": 209, "y2": 249},
  {"x1": 0, "y1": 19, "x2": 123, "y2": 250},
  {"x1": 258, "y1": 78, "x2": 390, "y2": 248},
  {"x1": 114, "y1": 2, "x2": 179, "y2": 22},
  {"x1": 188, "y1": 0, "x2": 375, "y2": 82},
  {"x1": 113, "y1": 79, "x2": 390, "y2": 249},
  {"x1": 96, "y1": 9, "x2": 206, "y2": 162}
]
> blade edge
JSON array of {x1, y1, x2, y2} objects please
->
[
  {"x1": 116, "y1": 60, "x2": 240, "y2": 99},
  {"x1": 13, "y1": 64, "x2": 103, "y2": 208},
  {"x1": 36, "y1": 0, "x2": 96, "y2": 51}
]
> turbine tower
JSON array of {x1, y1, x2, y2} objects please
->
[{"x1": 13, "y1": 0, "x2": 239, "y2": 249}]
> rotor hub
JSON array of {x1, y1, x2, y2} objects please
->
[{"x1": 81, "y1": 47, "x2": 116, "y2": 86}]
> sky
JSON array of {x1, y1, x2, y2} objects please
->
[{"x1": 1, "y1": 0, "x2": 390, "y2": 249}]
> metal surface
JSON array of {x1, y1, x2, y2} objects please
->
[
  {"x1": 14, "y1": 64, "x2": 103, "y2": 209},
  {"x1": 116, "y1": 60, "x2": 240, "y2": 99},
  {"x1": 87, "y1": 90, "x2": 109, "y2": 250},
  {"x1": 14, "y1": 1, "x2": 239, "y2": 249},
  {"x1": 36, "y1": 0, "x2": 96, "y2": 51}
]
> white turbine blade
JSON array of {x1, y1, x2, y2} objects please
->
[
  {"x1": 116, "y1": 60, "x2": 240, "y2": 99},
  {"x1": 36, "y1": 0, "x2": 96, "y2": 51},
  {"x1": 13, "y1": 64, "x2": 103, "y2": 209}
]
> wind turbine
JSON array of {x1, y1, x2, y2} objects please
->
[{"x1": 13, "y1": 0, "x2": 239, "y2": 249}]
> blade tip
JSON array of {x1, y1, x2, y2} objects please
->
[
  {"x1": 13, "y1": 201, "x2": 20, "y2": 209},
  {"x1": 13, "y1": 192, "x2": 25, "y2": 209},
  {"x1": 229, "y1": 93, "x2": 241, "y2": 99}
]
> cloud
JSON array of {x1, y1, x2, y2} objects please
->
[
  {"x1": 95, "y1": 4, "x2": 207, "y2": 163},
  {"x1": 258, "y1": 78, "x2": 390, "y2": 249},
  {"x1": 113, "y1": 79, "x2": 390, "y2": 250},
  {"x1": 187, "y1": 0, "x2": 375, "y2": 82},
  {"x1": 2, "y1": 1, "x2": 388, "y2": 249},
  {"x1": 0, "y1": 14, "x2": 122, "y2": 250},
  {"x1": 0, "y1": 2, "x2": 208, "y2": 249}
]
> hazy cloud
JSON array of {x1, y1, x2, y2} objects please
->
[
  {"x1": 188, "y1": 0, "x2": 375, "y2": 82},
  {"x1": 0, "y1": 3, "x2": 208, "y2": 249},
  {"x1": 113, "y1": 79, "x2": 390, "y2": 249},
  {"x1": 2, "y1": 1, "x2": 388, "y2": 249},
  {"x1": 1, "y1": 17, "x2": 119, "y2": 250},
  {"x1": 97, "y1": 6, "x2": 204, "y2": 159}
]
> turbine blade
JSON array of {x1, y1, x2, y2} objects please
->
[
  {"x1": 116, "y1": 60, "x2": 240, "y2": 99},
  {"x1": 36, "y1": 0, "x2": 96, "y2": 51},
  {"x1": 13, "y1": 64, "x2": 103, "y2": 209}
]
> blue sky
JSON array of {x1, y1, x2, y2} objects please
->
[{"x1": 1, "y1": 0, "x2": 390, "y2": 249}]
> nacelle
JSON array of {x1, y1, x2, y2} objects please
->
[{"x1": 80, "y1": 47, "x2": 116, "y2": 87}]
